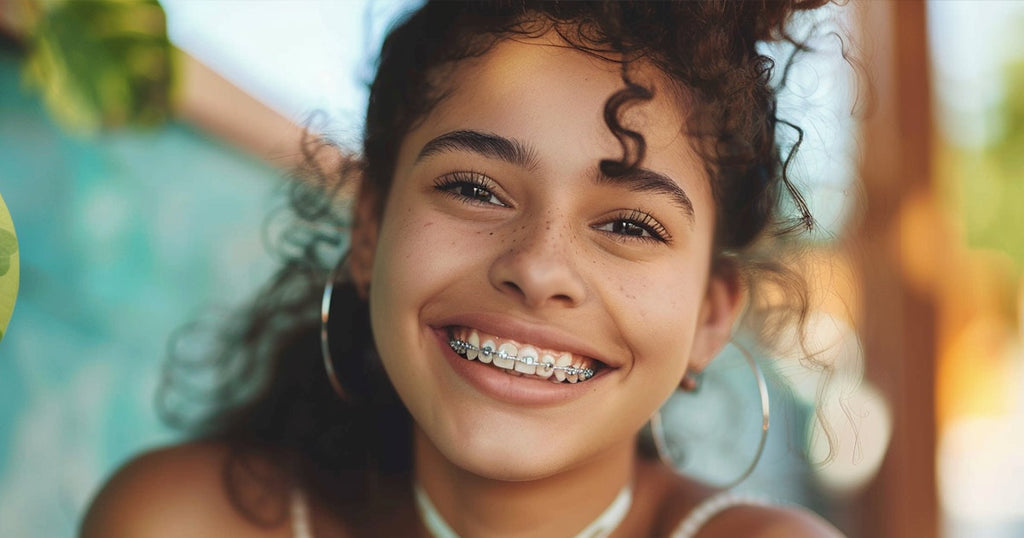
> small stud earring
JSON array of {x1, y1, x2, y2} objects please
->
[{"x1": 680, "y1": 370, "x2": 703, "y2": 393}]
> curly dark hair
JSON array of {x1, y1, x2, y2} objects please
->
[{"x1": 158, "y1": 0, "x2": 834, "y2": 529}]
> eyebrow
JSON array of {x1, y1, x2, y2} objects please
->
[
  {"x1": 417, "y1": 129, "x2": 694, "y2": 224},
  {"x1": 594, "y1": 168, "x2": 695, "y2": 225},
  {"x1": 416, "y1": 130, "x2": 539, "y2": 170}
]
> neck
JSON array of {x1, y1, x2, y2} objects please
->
[{"x1": 413, "y1": 425, "x2": 635, "y2": 537}]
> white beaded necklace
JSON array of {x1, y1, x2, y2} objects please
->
[{"x1": 413, "y1": 481, "x2": 634, "y2": 538}]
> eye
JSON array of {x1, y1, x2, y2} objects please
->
[
  {"x1": 595, "y1": 209, "x2": 671, "y2": 244},
  {"x1": 433, "y1": 172, "x2": 508, "y2": 207}
]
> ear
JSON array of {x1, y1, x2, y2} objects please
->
[
  {"x1": 688, "y1": 263, "x2": 745, "y2": 373},
  {"x1": 348, "y1": 180, "x2": 382, "y2": 299}
]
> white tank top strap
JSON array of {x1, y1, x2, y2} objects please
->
[
  {"x1": 291, "y1": 487, "x2": 314, "y2": 538},
  {"x1": 669, "y1": 491, "x2": 772, "y2": 538}
]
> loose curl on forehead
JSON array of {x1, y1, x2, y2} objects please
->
[{"x1": 364, "y1": 0, "x2": 826, "y2": 256}]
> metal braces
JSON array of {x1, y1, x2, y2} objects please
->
[{"x1": 448, "y1": 338, "x2": 595, "y2": 381}]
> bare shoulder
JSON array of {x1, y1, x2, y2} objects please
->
[
  {"x1": 636, "y1": 461, "x2": 844, "y2": 538},
  {"x1": 700, "y1": 503, "x2": 845, "y2": 538},
  {"x1": 80, "y1": 442, "x2": 292, "y2": 538}
]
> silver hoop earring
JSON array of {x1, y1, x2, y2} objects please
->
[
  {"x1": 650, "y1": 341, "x2": 770, "y2": 490},
  {"x1": 321, "y1": 257, "x2": 348, "y2": 400}
]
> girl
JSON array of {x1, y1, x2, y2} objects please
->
[{"x1": 83, "y1": 1, "x2": 844, "y2": 536}]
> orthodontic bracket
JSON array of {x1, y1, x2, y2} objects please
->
[{"x1": 448, "y1": 338, "x2": 595, "y2": 381}]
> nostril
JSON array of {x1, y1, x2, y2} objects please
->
[
  {"x1": 502, "y1": 281, "x2": 524, "y2": 296},
  {"x1": 551, "y1": 294, "x2": 572, "y2": 304}
]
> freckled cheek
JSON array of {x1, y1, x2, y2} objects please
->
[
  {"x1": 374, "y1": 207, "x2": 492, "y2": 295},
  {"x1": 613, "y1": 273, "x2": 703, "y2": 369}
]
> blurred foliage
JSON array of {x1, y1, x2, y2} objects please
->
[
  {"x1": 20, "y1": 0, "x2": 175, "y2": 133},
  {"x1": 952, "y1": 57, "x2": 1024, "y2": 269},
  {"x1": 991, "y1": 60, "x2": 1024, "y2": 174},
  {"x1": 0, "y1": 193, "x2": 17, "y2": 342},
  {"x1": 0, "y1": 230, "x2": 14, "y2": 277}
]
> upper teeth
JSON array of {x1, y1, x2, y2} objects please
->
[{"x1": 448, "y1": 338, "x2": 595, "y2": 381}]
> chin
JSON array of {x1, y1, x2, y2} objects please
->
[
  {"x1": 440, "y1": 437, "x2": 577, "y2": 482},
  {"x1": 421, "y1": 410, "x2": 586, "y2": 482}
]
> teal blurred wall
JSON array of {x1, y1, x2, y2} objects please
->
[{"x1": 0, "y1": 50, "x2": 281, "y2": 536}]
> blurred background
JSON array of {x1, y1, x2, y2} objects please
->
[{"x1": 0, "y1": 1, "x2": 1021, "y2": 537}]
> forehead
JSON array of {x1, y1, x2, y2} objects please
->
[
  {"x1": 427, "y1": 35, "x2": 687, "y2": 145},
  {"x1": 398, "y1": 33, "x2": 713, "y2": 219}
]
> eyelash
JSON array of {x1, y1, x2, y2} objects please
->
[
  {"x1": 433, "y1": 173, "x2": 670, "y2": 244},
  {"x1": 597, "y1": 209, "x2": 672, "y2": 244},
  {"x1": 432, "y1": 171, "x2": 508, "y2": 207}
]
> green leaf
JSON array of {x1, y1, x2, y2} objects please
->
[
  {"x1": 22, "y1": 0, "x2": 175, "y2": 133},
  {"x1": 0, "y1": 193, "x2": 17, "y2": 343},
  {"x1": 0, "y1": 229, "x2": 15, "y2": 277}
]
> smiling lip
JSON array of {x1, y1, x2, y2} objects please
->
[
  {"x1": 432, "y1": 328, "x2": 611, "y2": 406},
  {"x1": 427, "y1": 314, "x2": 617, "y2": 406}
]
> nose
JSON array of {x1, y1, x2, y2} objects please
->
[{"x1": 487, "y1": 216, "x2": 587, "y2": 309}]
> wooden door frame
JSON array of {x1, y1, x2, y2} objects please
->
[{"x1": 847, "y1": 1, "x2": 939, "y2": 536}]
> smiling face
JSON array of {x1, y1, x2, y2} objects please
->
[{"x1": 355, "y1": 35, "x2": 741, "y2": 482}]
